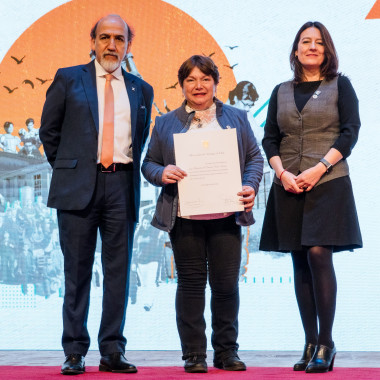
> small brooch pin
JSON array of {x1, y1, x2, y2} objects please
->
[
  {"x1": 193, "y1": 116, "x2": 202, "y2": 128},
  {"x1": 312, "y1": 90, "x2": 321, "y2": 99}
]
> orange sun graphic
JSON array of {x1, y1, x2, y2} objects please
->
[
  {"x1": 366, "y1": 0, "x2": 380, "y2": 18},
  {"x1": 0, "y1": 0, "x2": 236, "y2": 139}
]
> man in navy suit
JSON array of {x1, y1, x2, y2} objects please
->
[{"x1": 39, "y1": 14, "x2": 153, "y2": 375}]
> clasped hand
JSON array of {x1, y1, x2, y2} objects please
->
[{"x1": 281, "y1": 165, "x2": 326, "y2": 194}]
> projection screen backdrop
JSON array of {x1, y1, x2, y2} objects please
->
[{"x1": 0, "y1": 0, "x2": 379, "y2": 351}]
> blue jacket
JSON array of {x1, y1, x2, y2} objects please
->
[{"x1": 142, "y1": 99, "x2": 264, "y2": 232}]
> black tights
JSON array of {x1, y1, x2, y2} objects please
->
[{"x1": 291, "y1": 246, "x2": 336, "y2": 348}]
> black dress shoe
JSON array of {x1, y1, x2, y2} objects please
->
[
  {"x1": 184, "y1": 356, "x2": 208, "y2": 373},
  {"x1": 214, "y1": 355, "x2": 246, "y2": 371},
  {"x1": 99, "y1": 352, "x2": 138, "y2": 373},
  {"x1": 61, "y1": 354, "x2": 85, "y2": 375},
  {"x1": 293, "y1": 343, "x2": 316, "y2": 371},
  {"x1": 305, "y1": 344, "x2": 336, "y2": 373}
]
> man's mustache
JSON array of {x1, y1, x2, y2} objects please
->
[{"x1": 103, "y1": 51, "x2": 119, "y2": 58}]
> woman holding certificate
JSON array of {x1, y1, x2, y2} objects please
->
[
  {"x1": 260, "y1": 22, "x2": 362, "y2": 373},
  {"x1": 142, "y1": 55, "x2": 263, "y2": 373}
]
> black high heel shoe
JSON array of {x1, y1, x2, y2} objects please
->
[
  {"x1": 305, "y1": 344, "x2": 336, "y2": 373},
  {"x1": 293, "y1": 343, "x2": 316, "y2": 371}
]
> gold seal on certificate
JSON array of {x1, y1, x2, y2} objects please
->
[{"x1": 173, "y1": 128, "x2": 244, "y2": 216}]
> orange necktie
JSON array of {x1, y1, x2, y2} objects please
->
[{"x1": 100, "y1": 74, "x2": 114, "y2": 169}]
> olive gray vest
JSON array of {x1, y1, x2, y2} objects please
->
[{"x1": 273, "y1": 77, "x2": 349, "y2": 187}]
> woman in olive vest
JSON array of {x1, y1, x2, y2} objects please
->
[{"x1": 260, "y1": 21, "x2": 362, "y2": 373}]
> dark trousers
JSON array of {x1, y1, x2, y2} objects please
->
[
  {"x1": 57, "y1": 169, "x2": 135, "y2": 356},
  {"x1": 169, "y1": 215, "x2": 241, "y2": 361}
]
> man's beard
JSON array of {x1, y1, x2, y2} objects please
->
[{"x1": 99, "y1": 53, "x2": 121, "y2": 73}]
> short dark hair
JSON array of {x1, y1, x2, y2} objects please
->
[
  {"x1": 228, "y1": 81, "x2": 259, "y2": 105},
  {"x1": 90, "y1": 15, "x2": 135, "y2": 43},
  {"x1": 4, "y1": 121, "x2": 13, "y2": 132},
  {"x1": 25, "y1": 118, "x2": 34, "y2": 125},
  {"x1": 290, "y1": 21, "x2": 338, "y2": 83},
  {"x1": 178, "y1": 55, "x2": 220, "y2": 87}
]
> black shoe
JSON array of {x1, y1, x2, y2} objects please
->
[
  {"x1": 184, "y1": 356, "x2": 208, "y2": 373},
  {"x1": 214, "y1": 355, "x2": 246, "y2": 371},
  {"x1": 305, "y1": 344, "x2": 336, "y2": 373},
  {"x1": 99, "y1": 352, "x2": 138, "y2": 373},
  {"x1": 61, "y1": 354, "x2": 85, "y2": 375},
  {"x1": 293, "y1": 343, "x2": 316, "y2": 371}
]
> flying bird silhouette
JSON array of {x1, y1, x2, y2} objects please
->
[
  {"x1": 3, "y1": 86, "x2": 18, "y2": 93},
  {"x1": 225, "y1": 45, "x2": 239, "y2": 50},
  {"x1": 165, "y1": 81, "x2": 178, "y2": 90},
  {"x1": 224, "y1": 63, "x2": 238, "y2": 69},
  {"x1": 11, "y1": 55, "x2": 25, "y2": 64},
  {"x1": 36, "y1": 77, "x2": 53, "y2": 85},
  {"x1": 22, "y1": 79, "x2": 34, "y2": 89}
]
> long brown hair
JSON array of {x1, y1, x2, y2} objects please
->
[{"x1": 290, "y1": 21, "x2": 338, "y2": 83}]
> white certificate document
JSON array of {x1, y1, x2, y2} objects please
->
[{"x1": 173, "y1": 128, "x2": 244, "y2": 216}]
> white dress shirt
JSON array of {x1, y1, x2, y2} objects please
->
[{"x1": 95, "y1": 59, "x2": 132, "y2": 164}]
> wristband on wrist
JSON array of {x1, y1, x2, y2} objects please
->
[
  {"x1": 319, "y1": 158, "x2": 332, "y2": 173},
  {"x1": 279, "y1": 169, "x2": 287, "y2": 181}
]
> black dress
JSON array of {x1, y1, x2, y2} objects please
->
[{"x1": 259, "y1": 76, "x2": 362, "y2": 253}]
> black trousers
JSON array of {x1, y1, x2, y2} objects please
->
[
  {"x1": 57, "y1": 169, "x2": 135, "y2": 356},
  {"x1": 169, "y1": 215, "x2": 241, "y2": 361}
]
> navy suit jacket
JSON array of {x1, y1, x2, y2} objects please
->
[{"x1": 40, "y1": 60, "x2": 153, "y2": 221}]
